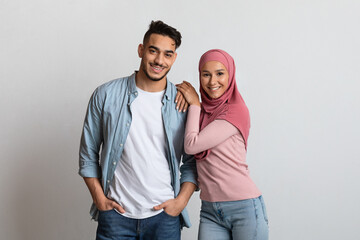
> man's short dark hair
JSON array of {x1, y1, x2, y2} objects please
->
[{"x1": 143, "y1": 20, "x2": 182, "y2": 49}]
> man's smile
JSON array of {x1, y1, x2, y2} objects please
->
[{"x1": 150, "y1": 63, "x2": 165, "y2": 73}]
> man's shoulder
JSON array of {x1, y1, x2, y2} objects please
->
[
  {"x1": 165, "y1": 79, "x2": 178, "y2": 99},
  {"x1": 96, "y1": 75, "x2": 132, "y2": 94},
  {"x1": 164, "y1": 79, "x2": 188, "y2": 122}
]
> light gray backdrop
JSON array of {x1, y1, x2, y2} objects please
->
[{"x1": 1, "y1": 0, "x2": 359, "y2": 239}]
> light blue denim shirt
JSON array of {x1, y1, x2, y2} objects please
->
[{"x1": 79, "y1": 72, "x2": 197, "y2": 228}]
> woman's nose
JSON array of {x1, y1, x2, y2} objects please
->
[{"x1": 209, "y1": 75, "x2": 217, "y2": 85}]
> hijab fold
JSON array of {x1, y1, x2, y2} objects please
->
[{"x1": 195, "y1": 49, "x2": 250, "y2": 161}]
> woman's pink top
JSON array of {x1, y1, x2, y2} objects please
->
[{"x1": 185, "y1": 105, "x2": 261, "y2": 202}]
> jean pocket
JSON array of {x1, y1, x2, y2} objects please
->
[
  {"x1": 162, "y1": 210, "x2": 179, "y2": 218},
  {"x1": 98, "y1": 209, "x2": 115, "y2": 215},
  {"x1": 259, "y1": 196, "x2": 269, "y2": 225}
]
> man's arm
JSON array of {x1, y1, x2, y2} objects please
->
[
  {"x1": 83, "y1": 177, "x2": 125, "y2": 213},
  {"x1": 78, "y1": 88, "x2": 103, "y2": 178},
  {"x1": 153, "y1": 182, "x2": 196, "y2": 216},
  {"x1": 79, "y1": 88, "x2": 124, "y2": 213}
]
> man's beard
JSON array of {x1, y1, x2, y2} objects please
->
[{"x1": 143, "y1": 64, "x2": 171, "y2": 82}]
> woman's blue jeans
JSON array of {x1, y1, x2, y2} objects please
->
[
  {"x1": 96, "y1": 210, "x2": 180, "y2": 240},
  {"x1": 198, "y1": 196, "x2": 269, "y2": 240}
]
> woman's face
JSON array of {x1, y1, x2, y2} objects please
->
[{"x1": 200, "y1": 61, "x2": 229, "y2": 99}]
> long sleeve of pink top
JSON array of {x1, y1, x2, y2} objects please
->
[{"x1": 185, "y1": 105, "x2": 261, "y2": 202}]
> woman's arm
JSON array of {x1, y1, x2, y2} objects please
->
[
  {"x1": 184, "y1": 105, "x2": 240, "y2": 155},
  {"x1": 176, "y1": 81, "x2": 240, "y2": 154}
]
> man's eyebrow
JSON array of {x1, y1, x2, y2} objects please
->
[
  {"x1": 149, "y1": 45, "x2": 174, "y2": 54},
  {"x1": 149, "y1": 45, "x2": 159, "y2": 51}
]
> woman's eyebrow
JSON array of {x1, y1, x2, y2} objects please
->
[{"x1": 202, "y1": 69, "x2": 225, "y2": 72}]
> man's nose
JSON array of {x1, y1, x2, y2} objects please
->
[{"x1": 154, "y1": 53, "x2": 164, "y2": 66}]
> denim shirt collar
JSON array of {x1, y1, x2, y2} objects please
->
[{"x1": 130, "y1": 71, "x2": 171, "y2": 103}]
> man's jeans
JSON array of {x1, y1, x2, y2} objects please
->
[{"x1": 96, "y1": 210, "x2": 180, "y2": 240}]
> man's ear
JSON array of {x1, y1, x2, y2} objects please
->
[{"x1": 138, "y1": 44, "x2": 144, "y2": 58}]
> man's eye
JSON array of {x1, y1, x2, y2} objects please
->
[{"x1": 165, "y1": 54, "x2": 172, "y2": 58}]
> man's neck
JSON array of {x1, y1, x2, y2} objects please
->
[{"x1": 135, "y1": 71, "x2": 167, "y2": 92}]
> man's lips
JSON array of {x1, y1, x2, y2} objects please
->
[{"x1": 150, "y1": 64, "x2": 164, "y2": 73}]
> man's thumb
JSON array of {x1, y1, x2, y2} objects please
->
[
  {"x1": 113, "y1": 202, "x2": 125, "y2": 213},
  {"x1": 153, "y1": 203, "x2": 164, "y2": 211}
]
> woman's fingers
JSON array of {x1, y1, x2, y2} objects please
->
[
  {"x1": 176, "y1": 91, "x2": 184, "y2": 110},
  {"x1": 178, "y1": 96, "x2": 186, "y2": 112},
  {"x1": 176, "y1": 82, "x2": 190, "y2": 93},
  {"x1": 176, "y1": 81, "x2": 200, "y2": 107},
  {"x1": 183, "y1": 102, "x2": 189, "y2": 112},
  {"x1": 175, "y1": 90, "x2": 182, "y2": 103}
]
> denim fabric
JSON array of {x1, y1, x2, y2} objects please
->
[
  {"x1": 96, "y1": 210, "x2": 180, "y2": 240},
  {"x1": 78, "y1": 72, "x2": 197, "y2": 227},
  {"x1": 198, "y1": 196, "x2": 269, "y2": 240}
]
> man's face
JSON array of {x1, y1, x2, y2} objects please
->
[{"x1": 138, "y1": 34, "x2": 177, "y2": 82}]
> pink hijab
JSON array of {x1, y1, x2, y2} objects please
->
[{"x1": 195, "y1": 49, "x2": 250, "y2": 161}]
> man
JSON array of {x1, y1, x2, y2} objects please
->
[{"x1": 78, "y1": 20, "x2": 197, "y2": 240}]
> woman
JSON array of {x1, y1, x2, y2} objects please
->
[{"x1": 176, "y1": 49, "x2": 269, "y2": 240}]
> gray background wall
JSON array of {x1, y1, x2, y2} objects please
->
[{"x1": 1, "y1": 0, "x2": 359, "y2": 239}]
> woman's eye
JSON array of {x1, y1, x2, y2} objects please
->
[{"x1": 217, "y1": 72, "x2": 224, "y2": 76}]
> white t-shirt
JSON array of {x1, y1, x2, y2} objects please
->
[{"x1": 107, "y1": 87, "x2": 174, "y2": 219}]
